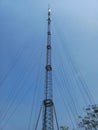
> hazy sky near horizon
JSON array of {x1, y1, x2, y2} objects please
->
[{"x1": 0, "y1": 0, "x2": 98, "y2": 130}]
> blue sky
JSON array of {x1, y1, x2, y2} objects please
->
[{"x1": 0, "y1": 0, "x2": 98, "y2": 130}]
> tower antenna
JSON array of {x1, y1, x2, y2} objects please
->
[
  {"x1": 42, "y1": 6, "x2": 54, "y2": 130},
  {"x1": 34, "y1": 7, "x2": 59, "y2": 130}
]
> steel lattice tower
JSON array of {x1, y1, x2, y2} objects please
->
[
  {"x1": 34, "y1": 7, "x2": 59, "y2": 130},
  {"x1": 42, "y1": 7, "x2": 54, "y2": 130}
]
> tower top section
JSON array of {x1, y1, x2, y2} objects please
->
[
  {"x1": 48, "y1": 8, "x2": 51, "y2": 13},
  {"x1": 48, "y1": 7, "x2": 51, "y2": 16}
]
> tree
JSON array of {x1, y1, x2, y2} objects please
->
[
  {"x1": 60, "y1": 126, "x2": 69, "y2": 130},
  {"x1": 78, "y1": 104, "x2": 98, "y2": 130}
]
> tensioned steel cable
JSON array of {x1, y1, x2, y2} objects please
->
[
  {"x1": 0, "y1": 46, "x2": 41, "y2": 123},
  {"x1": 53, "y1": 35, "x2": 80, "y2": 117},
  {"x1": 1, "y1": 50, "x2": 43, "y2": 129},
  {"x1": 34, "y1": 104, "x2": 43, "y2": 130},
  {"x1": 53, "y1": 59, "x2": 79, "y2": 125},
  {"x1": 0, "y1": 40, "x2": 33, "y2": 88},
  {"x1": 53, "y1": 23, "x2": 94, "y2": 105},
  {"x1": 0, "y1": 46, "x2": 40, "y2": 118},
  {"x1": 28, "y1": 52, "x2": 43, "y2": 130},
  {"x1": 53, "y1": 38, "x2": 88, "y2": 110},
  {"x1": 0, "y1": 44, "x2": 42, "y2": 121},
  {"x1": 53, "y1": 73, "x2": 77, "y2": 129}
]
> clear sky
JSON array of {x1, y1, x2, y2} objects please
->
[{"x1": 0, "y1": 0, "x2": 98, "y2": 130}]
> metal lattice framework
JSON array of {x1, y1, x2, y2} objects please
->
[
  {"x1": 34, "y1": 7, "x2": 59, "y2": 130},
  {"x1": 42, "y1": 7, "x2": 54, "y2": 130}
]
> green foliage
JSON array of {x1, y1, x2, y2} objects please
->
[
  {"x1": 78, "y1": 104, "x2": 98, "y2": 130},
  {"x1": 60, "y1": 126, "x2": 69, "y2": 130}
]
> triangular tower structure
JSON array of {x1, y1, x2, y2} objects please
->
[
  {"x1": 42, "y1": 7, "x2": 54, "y2": 130},
  {"x1": 35, "y1": 7, "x2": 59, "y2": 130}
]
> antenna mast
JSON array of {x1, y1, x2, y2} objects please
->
[{"x1": 42, "y1": 7, "x2": 54, "y2": 130}]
